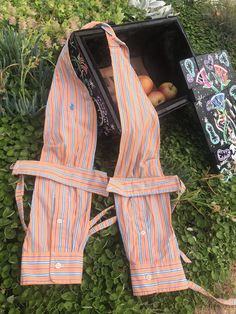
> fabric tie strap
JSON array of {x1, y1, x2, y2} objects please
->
[
  {"x1": 15, "y1": 175, "x2": 27, "y2": 232},
  {"x1": 12, "y1": 160, "x2": 109, "y2": 196},
  {"x1": 106, "y1": 175, "x2": 184, "y2": 197},
  {"x1": 189, "y1": 281, "x2": 236, "y2": 306},
  {"x1": 179, "y1": 250, "x2": 236, "y2": 306},
  {"x1": 88, "y1": 216, "x2": 117, "y2": 237},
  {"x1": 180, "y1": 250, "x2": 192, "y2": 264},
  {"x1": 12, "y1": 160, "x2": 109, "y2": 233},
  {"x1": 89, "y1": 205, "x2": 115, "y2": 227},
  {"x1": 14, "y1": 169, "x2": 116, "y2": 234},
  {"x1": 88, "y1": 205, "x2": 117, "y2": 236}
]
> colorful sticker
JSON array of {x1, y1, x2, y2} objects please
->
[
  {"x1": 220, "y1": 167, "x2": 233, "y2": 182},
  {"x1": 219, "y1": 51, "x2": 230, "y2": 67},
  {"x1": 206, "y1": 100, "x2": 214, "y2": 111},
  {"x1": 196, "y1": 67, "x2": 213, "y2": 89},
  {"x1": 210, "y1": 93, "x2": 225, "y2": 111},
  {"x1": 217, "y1": 148, "x2": 231, "y2": 161},
  {"x1": 186, "y1": 73, "x2": 194, "y2": 83},
  {"x1": 214, "y1": 64, "x2": 230, "y2": 87},
  {"x1": 205, "y1": 119, "x2": 220, "y2": 145},
  {"x1": 204, "y1": 54, "x2": 214, "y2": 71},
  {"x1": 184, "y1": 58, "x2": 196, "y2": 79},
  {"x1": 230, "y1": 144, "x2": 236, "y2": 163},
  {"x1": 229, "y1": 85, "x2": 236, "y2": 100}
]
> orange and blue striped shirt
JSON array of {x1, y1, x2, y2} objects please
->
[{"x1": 11, "y1": 21, "x2": 236, "y2": 306}]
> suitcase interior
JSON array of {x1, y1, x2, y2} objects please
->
[{"x1": 76, "y1": 18, "x2": 194, "y2": 116}]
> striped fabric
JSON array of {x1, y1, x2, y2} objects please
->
[
  {"x1": 11, "y1": 21, "x2": 236, "y2": 306},
  {"x1": 11, "y1": 25, "x2": 116, "y2": 285},
  {"x1": 106, "y1": 175, "x2": 184, "y2": 197},
  {"x1": 100, "y1": 23, "x2": 189, "y2": 296},
  {"x1": 12, "y1": 160, "x2": 109, "y2": 196}
]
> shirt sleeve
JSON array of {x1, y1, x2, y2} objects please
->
[
  {"x1": 107, "y1": 175, "x2": 189, "y2": 296},
  {"x1": 12, "y1": 160, "x2": 109, "y2": 285}
]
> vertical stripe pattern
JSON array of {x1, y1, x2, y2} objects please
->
[
  {"x1": 101, "y1": 22, "x2": 189, "y2": 296},
  {"x1": 12, "y1": 27, "x2": 115, "y2": 285}
]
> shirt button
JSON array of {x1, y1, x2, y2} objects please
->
[
  {"x1": 140, "y1": 230, "x2": 146, "y2": 236},
  {"x1": 55, "y1": 262, "x2": 62, "y2": 269},
  {"x1": 57, "y1": 219, "x2": 63, "y2": 224},
  {"x1": 145, "y1": 274, "x2": 152, "y2": 280}
]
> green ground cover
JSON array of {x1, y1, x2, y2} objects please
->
[{"x1": 0, "y1": 0, "x2": 236, "y2": 313}]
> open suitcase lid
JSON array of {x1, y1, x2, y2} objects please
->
[{"x1": 180, "y1": 51, "x2": 236, "y2": 179}]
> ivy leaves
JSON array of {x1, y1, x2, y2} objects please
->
[{"x1": 0, "y1": 1, "x2": 236, "y2": 314}]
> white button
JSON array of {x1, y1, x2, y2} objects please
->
[
  {"x1": 57, "y1": 219, "x2": 63, "y2": 224},
  {"x1": 140, "y1": 230, "x2": 146, "y2": 236},
  {"x1": 55, "y1": 262, "x2": 62, "y2": 269},
  {"x1": 145, "y1": 274, "x2": 152, "y2": 280}
]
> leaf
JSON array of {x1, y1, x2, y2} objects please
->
[
  {"x1": 63, "y1": 302, "x2": 73, "y2": 311},
  {"x1": 4, "y1": 227, "x2": 16, "y2": 239},
  {"x1": 211, "y1": 270, "x2": 219, "y2": 281},
  {"x1": 8, "y1": 254, "x2": 18, "y2": 264},
  {"x1": 61, "y1": 292, "x2": 76, "y2": 301},
  {"x1": 7, "y1": 295, "x2": 14, "y2": 304},
  {"x1": 216, "y1": 230, "x2": 224, "y2": 240},
  {"x1": 6, "y1": 150, "x2": 15, "y2": 157},
  {"x1": 3, "y1": 207, "x2": 15, "y2": 218}
]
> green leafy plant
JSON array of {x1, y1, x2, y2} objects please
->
[
  {"x1": 0, "y1": 0, "x2": 145, "y2": 47},
  {"x1": 169, "y1": 0, "x2": 236, "y2": 66},
  {"x1": 0, "y1": 1, "x2": 236, "y2": 313},
  {"x1": 202, "y1": 0, "x2": 236, "y2": 65},
  {"x1": 0, "y1": 27, "x2": 53, "y2": 116}
]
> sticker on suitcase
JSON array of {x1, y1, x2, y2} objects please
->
[{"x1": 181, "y1": 51, "x2": 236, "y2": 180}]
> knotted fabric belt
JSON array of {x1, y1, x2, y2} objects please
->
[
  {"x1": 106, "y1": 175, "x2": 185, "y2": 197},
  {"x1": 12, "y1": 160, "x2": 109, "y2": 196}
]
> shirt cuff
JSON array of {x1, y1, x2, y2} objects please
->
[
  {"x1": 20, "y1": 251, "x2": 83, "y2": 285},
  {"x1": 130, "y1": 262, "x2": 189, "y2": 296}
]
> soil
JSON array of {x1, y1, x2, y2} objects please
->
[{"x1": 195, "y1": 263, "x2": 236, "y2": 314}]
